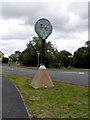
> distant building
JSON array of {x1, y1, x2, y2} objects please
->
[
  {"x1": 9, "y1": 51, "x2": 21, "y2": 66},
  {"x1": 9, "y1": 51, "x2": 21, "y2": 60},
  {"x1": 0, "y1": 51, "x2": 4, "y2": 61}
]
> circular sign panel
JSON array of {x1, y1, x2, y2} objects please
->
[{"x1": 35, "y1": 18, "x2": 53, "y2": 40}]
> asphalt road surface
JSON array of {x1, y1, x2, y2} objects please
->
[
  {"x1": 2, "y1": 77, "x2": 30, "y2": 119},
  {"x1": 2, "y1": 65, "x2": 89, "y2": 86}
]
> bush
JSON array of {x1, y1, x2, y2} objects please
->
[{"x1": 2, "y1": 57, "x2": 8, "y2": 63}]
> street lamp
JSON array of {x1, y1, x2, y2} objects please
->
[{"x1": 68, "y1": 55, "x2": 73, "y2": 67}]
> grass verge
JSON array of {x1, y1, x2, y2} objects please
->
[{"x1": 4, "y1": 74, "x2": 89, "y2": 119}]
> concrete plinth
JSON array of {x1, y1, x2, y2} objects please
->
[{"x1": 31, "y1": 68, "x2": 54, "y2": 88}]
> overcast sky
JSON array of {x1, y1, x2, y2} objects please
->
[{"x1": 0, "y1": 0, "x2": 89, "y2": 57}]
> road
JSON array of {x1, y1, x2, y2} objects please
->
[{"x1": 2, "y1": 65, "x2": 89, "y2": 86}]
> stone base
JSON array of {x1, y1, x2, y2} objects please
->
[{"x1": 31, "y1": 69, "x2": 54, "y2": 88}]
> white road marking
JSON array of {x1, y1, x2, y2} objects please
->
[
  {"x1": 79, "y1": 72, "x2": 84, "y2": 74},
  {"x1": 63, "y1": 71, "x2": 85, "y2": 74}
]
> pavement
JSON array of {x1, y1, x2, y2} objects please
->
[{"x1": 2, "y1": 77, "x2": 31, "y2": 119}]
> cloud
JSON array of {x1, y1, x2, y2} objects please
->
[
  {"x1": 0, "y1": 18, "x2": 35, "y2": 40},
  {"x1": 68, "y1": 2, "x2": 88, "y2": 19},
  {"x1": 0, "y1": 1, "x2": 88, "y2": 56},
  {"x1": 2, "y1": 2, "x2": 47, "y2": 25},
  {"x1": 0, "y1": 39, "x2": 29, "y2": 57},
  {"x1": 2, "y1": 2, "x2": 88, "y2": 33}
]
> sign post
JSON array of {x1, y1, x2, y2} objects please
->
[
  {"x1": 37, "y1": 51, "x2": 40, "y2": 67},
  {"x1": 40, "y1": 39, "x2": 45, "y2": 67},
  {"x1": 31, "y1": 18, "x2": 54, "y2": 88}
]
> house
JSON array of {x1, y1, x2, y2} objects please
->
[
  {"x1": 9, "y1": 51, "x2": 21, "y2": 61},
  {"x1": 9, "y1": 51, "x2": 21, "y2": 65},
  {"x1": 0, "y1": 51, "x2": 4, "y2": 61}
]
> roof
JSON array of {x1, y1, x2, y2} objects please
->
[{"x1": 0, "y1": 51, "x2": 4, "y2": 55}]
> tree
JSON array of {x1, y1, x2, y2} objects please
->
[
  {"x1": 73, "y1": 40, "x2": 90, "y2": 68},
  {"x1": 73, "y1": 47, "x2": 86, "y2": 68},
  {"x1": 2, "y1": 57, "x2": 8, "y2": 63},
  {"x1": 55, "y1": 50, "x2": 72, "y2": 68},
  {"x1": 85, "y1": 40, "x2": 90, "y2": 68},
  {"x1": 45, "y1": 41, "x2": 57, "y2": 67},
  {"x1": 21, "y1": 38, "x2": 90, "y2": 69},
  {"x1": 86, "y1": 40, "x2": 90, "y2": 47},
  {"x1": 21, "y1": 37, "x2": 57, "y2": 67}
]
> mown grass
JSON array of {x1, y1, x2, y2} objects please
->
[{"x1": 4, "y1": 74, "x2": 89, "y2": 119}]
